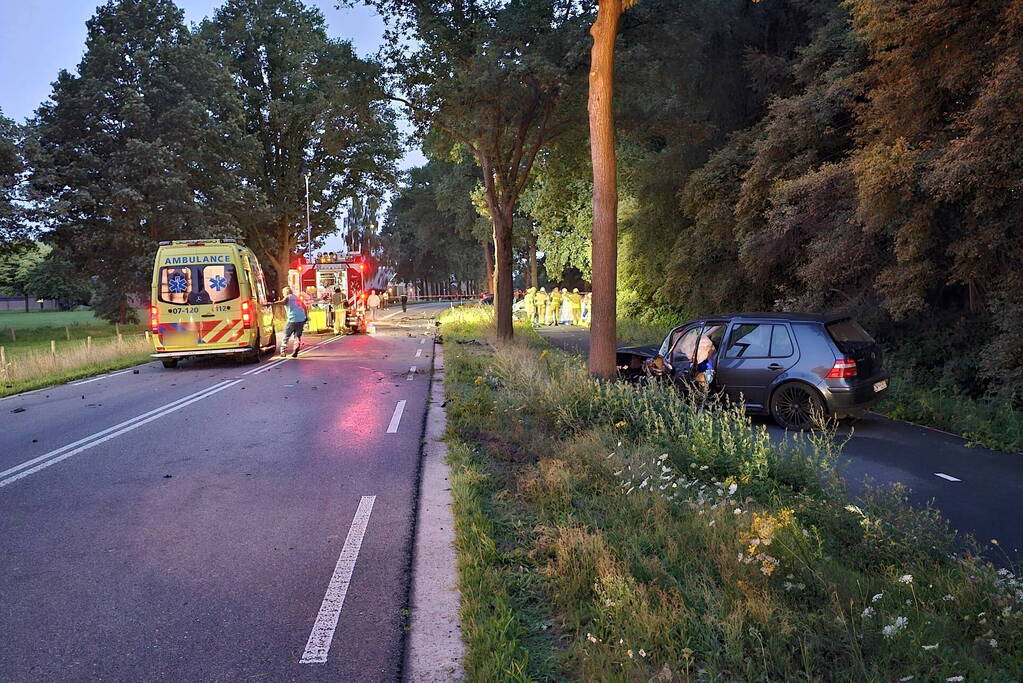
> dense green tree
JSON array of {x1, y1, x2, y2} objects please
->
[
  {"x1": 360, "y1": 0, "x2": 591, "y2": 339},
  {"x1": 22, "y1": 250, "x2": 93, "y2": 310},
  {"x1": 0, "y1": 244, "x2": 46, "y2": 311},
  {"x1": 202, "y1": 0, "x2": 401, "y2": 290},
  {"x1": 380, "y1": 161, "x2": 485, "y2": 288},
  {"x1": 0, "y1": 110, "x2": 30, "y2": 252},
  {"x1": 27, "y1": 0, "x2": 260, "y2": 322}
]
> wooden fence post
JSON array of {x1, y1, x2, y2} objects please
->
[
  {"x1": 87, "y1": 336, "x2": 92, "y2": 349},
  {"x1": 51, "y1": 340, "x2": 56, "y2": 355},
  {"x1": 9, "y1": 328, "x2": 14, "y2": 342},
  {"x1": 65, "y1": 326, "x2": 71, "y2": 340}
]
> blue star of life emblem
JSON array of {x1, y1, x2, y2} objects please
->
[
  {"x1": 168, "y1": 274, "x2": 188, "y2": 293},
  {"x1": 209, "y1": 275, "x2": 228, "y2": 292}
]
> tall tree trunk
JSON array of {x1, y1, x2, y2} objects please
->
[
  {"x1": 527, "y1": 231, "x2": 538, "y2": 289},
  {"x1": 493, "y1": 210, "x2": 514, "y2": 340},
  {"x1": 482, "y1": 240, "x2": 495, "y2": 293},
  {"x1": 588, "y1": 0, "x2": 622, "y2": 378},
  {"x1": 276, "y1": 242, "x2": 293, "y2": 296}
]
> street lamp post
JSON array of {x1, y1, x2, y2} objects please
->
[{"x1": 304, "y1": 171, "x2": 312, "y2": 260}]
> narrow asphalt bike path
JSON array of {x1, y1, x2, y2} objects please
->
[
  {"x1": 0, "y1": 303, "x2": 446, "y2": 681},
  {"x1": 537, "y1": 325, "x2": 1023, "y2": 565}
]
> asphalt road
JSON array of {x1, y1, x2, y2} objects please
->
[
  {"x1": 0, "y1": 303, "x2": 449, "y2": 682},
  {"x1": 539, "y1": 325, "x2": 1023, "y2": 565}
]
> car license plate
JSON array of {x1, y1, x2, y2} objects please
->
[{"x1": 873, "y1": 379, "x2": 888, "y2": 393}]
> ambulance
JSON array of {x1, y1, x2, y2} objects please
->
[{"x1": 149, "y1": 239, "x2": 276, "y2": 368}]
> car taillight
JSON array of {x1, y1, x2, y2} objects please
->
[
  {"x1": 150, "y1": 305, "x2": 159, "y2": 333},
  {"x1": 241, "y1": 300, "x2": 253, "y2": 328},
  {"x1": 826, "y1": 358, "x2": 857, "y2": 379}
]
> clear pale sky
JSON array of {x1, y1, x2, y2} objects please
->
[
  {"x1": 0, "y1": 0, "x2": 425, "y2": 250},
  {"x1": 0, "y1": 0, "x2": 425, "y2": 164}
]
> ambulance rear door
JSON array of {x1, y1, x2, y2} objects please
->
[{"x1": 154, "y1": 251, "x2": 246, "y2": 349}]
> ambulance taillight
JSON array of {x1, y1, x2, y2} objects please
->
[
  {"x1": 149, "y1": 305, "x2": 159, "y2": 333},
  {"x1": 241, "y1": 300, "x2": 253, "y2": 328}
]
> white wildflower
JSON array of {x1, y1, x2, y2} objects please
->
[
  {"x1": 658, "y1": 453, "x2": 669, "y2": 461},
  {"x1": 639, "y1": 649, "x2": 647, "y2": 657},
  {"x1": 727, "y1": 482, "x2": 738, "y2": 495},
  {"x1": 899, "y1": 677, "x2": 914, "y2": 682},
  {"x1": 733, "y1": 508, "x2": 742, "y2": 515},
  {"x1": 699, "y1": 465, "x2": 708, "y2": 471},
  {"x1": 946, "y1": 677, "x2": 964, "y2": 682},
  {"x1": 921, "y1": 643, "x2": 938, "y2": 650},
  {"x1": 899, "y1": 574, "x2": 913, "y2": 584},
  {"x1": 942, "y1": 594, "x2": 955, "y2": 601},
  {"x1": 861, "y1": 607, "x2": 875, "y2": 618},
  {"x1": 989, "y1": 639, "x2": 998, "y2": 648},
  {"x1": 882, "y1": 616, "x2": 907, "y2": 639},
  {"x1": 872, "y1": 593, "x2": 883, "y2": 603}
]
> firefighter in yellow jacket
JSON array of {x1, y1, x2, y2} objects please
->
[
  {"x1": 524, "y1": 286, "x2": 537, "y2": 325},
  {"x1": 548, "y1": 287, "x2": 563, "y2": 325},
  {"x1": 534, "y1": 287, "x2": 548, "y2": 326},
  {"x1": 568, "y1": 288, "x2": 583, "y2": 325}
]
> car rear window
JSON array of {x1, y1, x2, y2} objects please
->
[
  {"x1": 159, "y1": 264, "x2": 240, "y2": 305},
  {"x1": 826, "y1": 319, "x2": 875, "y2": 345}
]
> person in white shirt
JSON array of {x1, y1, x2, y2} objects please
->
[{"x1": 367, "y1": 290, "x2": 381, "y2": 321}]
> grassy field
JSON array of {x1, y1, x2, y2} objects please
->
[
  {"x1": 441, "y1": 306, "x2": 1022, "y2": 681},
  {"x1": 0, "y1": 310, "x2": 114, "y2": 329},
  {"x1": 0, "y1": 310, "x2": 150, "y2": 397}
]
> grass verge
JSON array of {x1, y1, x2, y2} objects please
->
[
  {"x1": 443, "y1": 305, "x2": 1022, "y2": 681},
  {"x1": 1, "y1": 335, "x2": 151, "y2": 397}
]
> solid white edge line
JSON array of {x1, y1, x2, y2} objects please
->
[
  {"x1": 0, "y1": 388, "x2": 43, "y2": 403},
  {"x1": 934, "y1": 472, "x2": 961, "y2": 482},
  {"x1": 71, "y1": 369, "x2": 134, "y2": 386},
  {"x1": 300, "y1": 495, "x2": 376, "y2": 664},
  {"x1": 0, "y1": 380, "x2": 242, "y2": 489},
  {"x1": 0, "y1": 380, "x2": 235, "y2": 480},
  {"x1": 386, "y1": 400, "x2": 406, "y2": 433}
]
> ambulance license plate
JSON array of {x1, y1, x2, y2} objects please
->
[
  {"x1": 165, "y1": 331, "x2": 197, "y2": 347},
  {"x1": 873, "y1": 380, "x2": 888, "y2": 393}
]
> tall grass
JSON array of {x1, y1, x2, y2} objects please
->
[
  {"x1": 442, "y1": 306, "x2": 1023, "y2": 681},
  {"x1": 1, "y1": 334, "x2": 151, "y2": 396}
]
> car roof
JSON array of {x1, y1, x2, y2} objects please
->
[{"x1": 687, "y1": 312, "x2": 850, "y2": 325}]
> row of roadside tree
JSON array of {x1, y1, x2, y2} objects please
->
[{"x1": 0, "y1": 0, "x2": 401, "y2": 322}]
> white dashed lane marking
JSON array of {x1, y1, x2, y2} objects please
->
[
  {"x1": 415, "y1": 349, "x2": 422, "y2": 358},
  {"x1": 934, "y1": 472, "x2": 961, "y2": 482},
  {"x1": 386, "y1": 400, "x2": 406, "y2": 433},
  {"x1": 300, "y1": 495, "x2": 376, "y2": 664}
]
